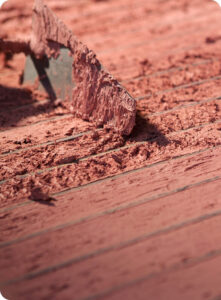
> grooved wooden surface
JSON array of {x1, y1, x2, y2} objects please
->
[{"x1": 1, "y1": 0, "x2": 221, "y2": 299}]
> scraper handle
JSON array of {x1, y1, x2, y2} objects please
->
[{"x1": 0, "y1": 38, "x2": 31, "y2": 55}]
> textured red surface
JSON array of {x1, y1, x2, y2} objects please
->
[{"x1": 0, "y1": 0, "x2": 221, "y2": 299}]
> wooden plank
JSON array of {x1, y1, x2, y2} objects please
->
[
  {"x1": 100, "y1": 18, "x2": 221, "y2": 80},
  {"x1": 1, "y1": 1, "x2": 221, "y2": 300},
  {"x1": 1, "y1": 121, "x2": 220, "y2": 209},
  {"x1": 1, "y1": 58, "x2": 220, "y2": 155},
  {"x1": 102, "y1": 250, "x2": 221, "y2": 300},
  {"x1": 1, "y1": 179, "x2": 221, "y2": 300},
  {"x1": 1, "y1": 144, "x2": 221, "y2": 243},
  {"x1": 0, "y1": 115, "x2": 91, "y2": 154},
  {"x1": 1, "y1": 96, "x2": 221, "y2": 182}
]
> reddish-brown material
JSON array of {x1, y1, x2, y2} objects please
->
[
  {"x1": 1, "y1": 0, "x2": 221, "y2": 299},
  {"x1": 33, "y1": 0, "x2": 136, "y2": 135},
  {"x1": 0, "y1": 0, "x2": 136, "y2": 135}
]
